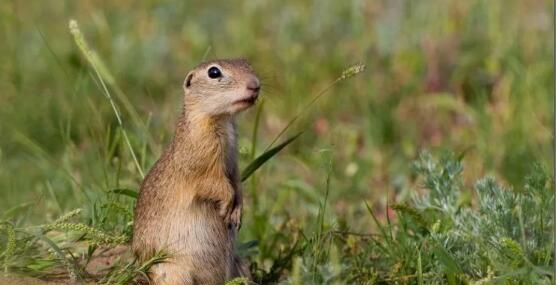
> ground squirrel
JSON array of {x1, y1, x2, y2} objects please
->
[{"x1": 132, "y1": 59, "x2": 260, "y2": 285}]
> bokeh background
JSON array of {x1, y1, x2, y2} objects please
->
[{"x1": 0, "y1": 1, "x2": 553, "y2": 279}]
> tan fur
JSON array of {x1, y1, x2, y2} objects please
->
[{"x1": 132, "y1": 59, "x2": 259, "y2": 285}]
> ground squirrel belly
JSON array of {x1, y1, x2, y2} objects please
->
[{"x1": 132, "y1": 59, "x2": 260, "y2": 285}]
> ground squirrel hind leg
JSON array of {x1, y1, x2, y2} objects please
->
[{"x1": 149, "y1": 262, "x2": 195, "y2": 285}]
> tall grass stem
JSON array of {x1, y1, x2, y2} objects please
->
[
  {"x1": 69, "y1": 20, "x2": 145, "y2": 178},
  {"x1": 263, "y1": 63, "x2": 365, "y2": 151}
]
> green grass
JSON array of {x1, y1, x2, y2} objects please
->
[{"x1": 0, "y1": 0, "x2": 553, "y2": 284}]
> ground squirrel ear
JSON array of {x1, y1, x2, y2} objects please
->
[{"x1": 184, "y1": 73, "x2": 193, "y2": 88}]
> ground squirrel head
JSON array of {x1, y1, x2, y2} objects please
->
[{"x1": 183, "y1": 59, "x2": 260, "y2": 116}]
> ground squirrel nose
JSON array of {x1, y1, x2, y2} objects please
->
[{"x1": 246, "y1": 78, "x2": 261, "y2": 93}]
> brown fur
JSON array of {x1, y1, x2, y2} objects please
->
[{"x1": 132, "y1": 59, "x2": 259, "y2": 285}]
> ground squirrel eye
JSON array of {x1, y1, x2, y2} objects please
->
[{"x1": 208, "y1": 66, "x2": 222, "y2": 79}]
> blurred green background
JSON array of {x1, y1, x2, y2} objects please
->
[{"x1": 0, "y1": 0, "x2": 552, "y2": 233}]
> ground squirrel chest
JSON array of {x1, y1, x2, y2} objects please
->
[{"x1": 132, "y1": 58, "x2": 260, "y2": 285}]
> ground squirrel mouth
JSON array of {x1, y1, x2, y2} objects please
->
[
  {"x1": 235, "y1": 81, "x2": 260, "y2": 106},
  {"x1": 234, "y1": 95, "x2": 258, "y2": 105}
]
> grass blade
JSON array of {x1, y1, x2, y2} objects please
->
[
  {"x1": 1, "y1": 202, "x2": 33, "y2": 221},
  {"x1": 432, "y1": 241, "x2": 463, "y2": 284},
  {"x1": 241, "y1": 132, "x2": 302, "y2": 182},
  {"x1": 110, "y1": 189, "x2": 139, "y2": 199},
  {"x1": 364, "y1": 202, "x2": 390, "y2": 242},
  {"x1": 417, "y1": 249, "x2": 424, "y2": 285},
  {"x1": 33, "y1": 233, "x2": 82, "y2": 282}
]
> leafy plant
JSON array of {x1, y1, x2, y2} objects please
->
[{"x1": 275, "y1": 153, "x2": 553, "y2": 284}]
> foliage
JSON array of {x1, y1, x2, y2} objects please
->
[
  {"x1": 0, "y1": 0, "x2": 552, "y2": 284},
  {"x1": 276, "y1": 153, "x2": 553, "y2": 284}
]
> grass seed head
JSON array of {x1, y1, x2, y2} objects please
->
[{"x1": 339, "y1": 63, "x2": 366, "y2": 81}]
